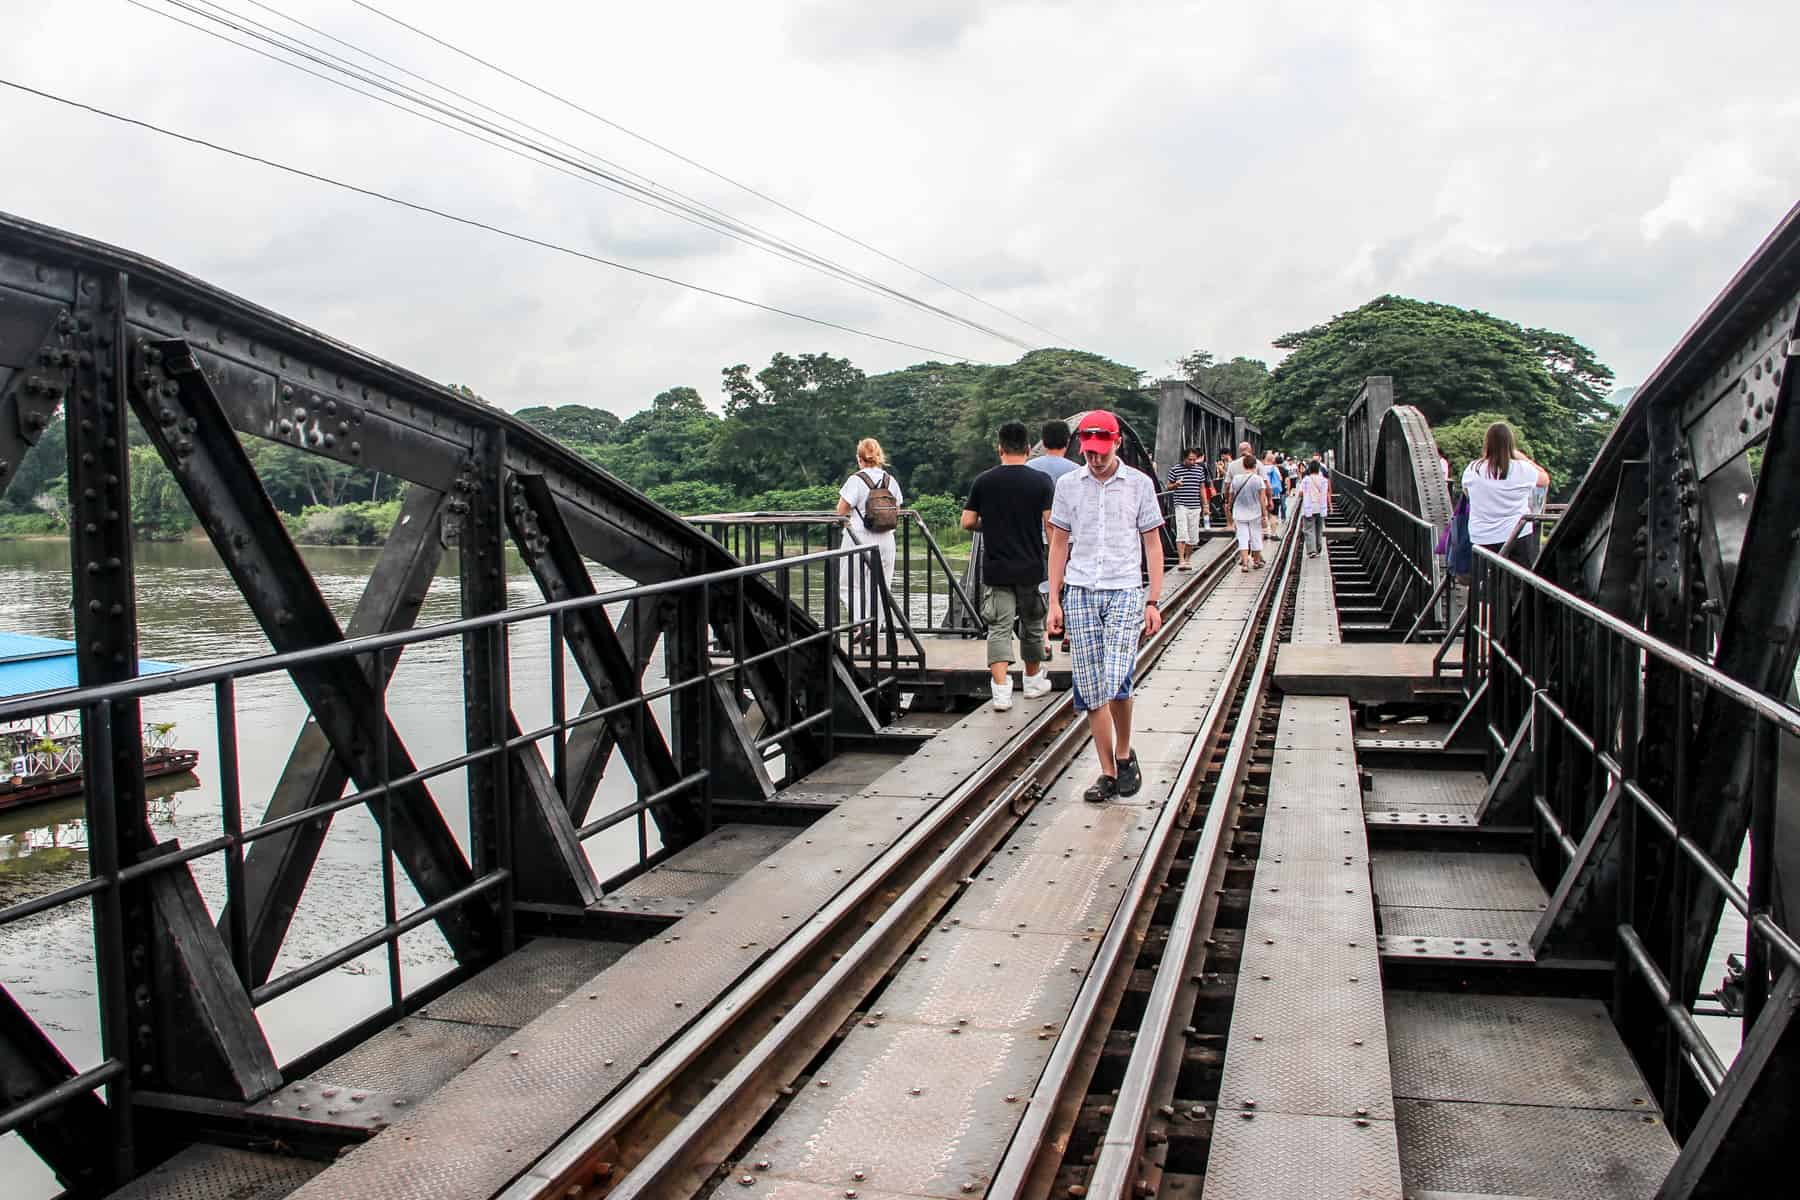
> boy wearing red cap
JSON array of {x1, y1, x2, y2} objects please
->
[{"x1": 1046, "y1": 411, "x2": 1165, "y2": 803}]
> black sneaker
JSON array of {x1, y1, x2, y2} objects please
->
[
  {"x1": 1116, "y1": 751, "x2": 1143, "y2": 797},
  {"x1": 1083, "y1": 773, "x2": 1119, "y2": 804}
]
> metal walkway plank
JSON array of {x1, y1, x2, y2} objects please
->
[
  {"x1": 280, "y1": 688, "x2": 1068, "y2": 1200},
  {"x1": 1204, "y1": 693, "x2": 1401, "y2": 1200},
  {"x1": 734, "y1": 569, "x2": 1267, "y2": 1200}
]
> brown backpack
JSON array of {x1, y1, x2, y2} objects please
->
[{"x1": 858, "y1": 470, "x2": 900, "y2": 532}]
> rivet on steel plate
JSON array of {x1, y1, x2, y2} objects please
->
[
  {"x1": 1354, "y1": 1118, "x2": 1369, "y2": 1127},
  {"x1": 297, "y1": 1103, "x2": 310, "y2": 1111},
  {"x1": 1251, "y1": 1034, "x2": 1263, "y2": 1041},
  {"x1": 739, "y1": 1177, "x2": 754, "y2": 1187},
  {"x1": 910, "y1": 1087, "x2": 922, "y2": 1096},
  {"x1": 755, "y1": 1161, "x2": 770, "y2": 1170},
  {"x1": 853, "y1": 1171, "x2": 865, "y2": 1181},
  {"x1": 1353, "y1": 1039, "x2": 1364, "y2": 1047},
  {"x1": 817, "y1": 1079, "x2": 830, "y2": 1087}
]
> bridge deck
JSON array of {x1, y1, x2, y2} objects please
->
[
  {"x1": 113, "y1": 550, "x2": 1231, "y2": 1200},
  {"x1": 733, "y1": 544, "x2": 1259, "y2": 1198}
]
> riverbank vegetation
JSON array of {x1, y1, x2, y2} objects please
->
[{"x1": 0, "y1": 297, "x2": 1621, "y2": 545}]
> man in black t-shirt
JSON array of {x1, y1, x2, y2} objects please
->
[{"x1": 962, "y1": 420, "x2": 1057, "y2": 710}]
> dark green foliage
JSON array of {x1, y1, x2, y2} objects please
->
[
  {"x1": 907, "y1": 493, "x2": 963, "y2": 535},
  {"x1": 127, "y1": 445, "x2": 193, "y2": 540},
  {"x1": 743, "y1": 484, "x2": 843, "y2": 512},
  {"x1": 713, "y1": 354, "x2": 881, "y2": 494},
  {"x1": 1255, "y1": 296, "x2": 1617, "y2": 494},
  {"x1": 516, "y1": 404, "x2": 621, "y2": 446},
  {"x1": 956, "y1": 349, "x2": 1147, "y2": 485},
  {"x1": 863, "y1": 361, "x2": 987, "y2": 496},
  {"x1": 284, "y1": 500, "x2": 402, "y2": 545},
  {"x1": 1178, "y1": 351, "x2": 1271, "y2": 413},
  {"x1": 646, "y1": 480, "x2": 741, "y2": 514},
  {"x1": 0, "y1": 413, "x2": 67, "y2": 514},
  {"x1": 588, "y1": 387, "x2": 722, "y2": 491}
]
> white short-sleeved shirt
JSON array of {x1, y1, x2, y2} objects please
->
[
  {"x1": 1049, "y1": 461, "x2": 1163, "y2": 591},
  {"x1": 1228, "y1": 470, "x2": 1267, "y2": 522},
  {"x1": 839, "y1": 469, "x2": 903, "y2": 541},
  {"x1": 1462, "y1": 458, "x2": 1537, "y2": 545},
  {"x1": 1299, "y1": 473, "x2": 1330, "y2": 517}
]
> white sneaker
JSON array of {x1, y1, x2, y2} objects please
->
[
  {"x1": 1021, "y1": 671, "x2": 1052, "y2": 699},
  {"x1": 990, "y1": 679, "x2": 1014, "y2": 710}
]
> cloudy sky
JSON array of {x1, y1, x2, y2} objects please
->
[{"x1": 3, "y1": 0, "x2": 1796, "y2": 417}]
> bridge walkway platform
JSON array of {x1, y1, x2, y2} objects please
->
[
  {"x1": 109, "y1": 546, "x2": 1237, "y2": 1200},
  {"x1": 1201, "y1": 520, "x2": 1679, "y2": 1199},
  {"x1": 728, "y1": 543, "x2": 1265, "y2": 1200}
]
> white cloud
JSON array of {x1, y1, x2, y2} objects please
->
[{"x1": 0, "y1": 0, "x2": 1795, "y2": 419}]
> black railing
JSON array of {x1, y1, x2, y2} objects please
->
[
  {"x1": 1466, "y1": 541, "x2": 1800, "y2": 1109},
  {"x1": 691, "y1": 509, "x2": 981, "y2": 638},
  {"x1": 1327, "y1": 469, "x2": 1443, "y2": 637},
  {"x1": 0, "y1": 542, "x2": 893, "y2": 1163}
]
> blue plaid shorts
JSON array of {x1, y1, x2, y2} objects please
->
[{"x1": 1064, "y1": 585, "x2": 1145, "y2": 712}]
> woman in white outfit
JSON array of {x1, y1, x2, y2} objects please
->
[
  {"x1": 1229, "y1": 451, "x2": 1269, "y2": 572},
  {"x1": 834, "y1": 438, "x2": 903, "y2": 644}
]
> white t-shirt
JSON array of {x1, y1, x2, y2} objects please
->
[
  {"x1": 839, "y1": 469, "x2": 904, "y2": 541},
  {"x1": 1229, "y1": 469, "x2": 1267, "y2": 522},
  {"x1": 1462, "y1": 458, "x2": 1538, "y2": 545}
]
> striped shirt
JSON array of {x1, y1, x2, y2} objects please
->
[
  {"x1": 1164, "y1": 463, "x2": 1209, "y2": 508},
  {"x1": 1050, "y1": 462, "x2": 1165, "y2": 590}
]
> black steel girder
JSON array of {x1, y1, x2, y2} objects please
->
[
  {"x1": 221, "y1": 483, "x2": 449, "y2": 986},
  {"x1": 0, "y1": 984, "x2": 113, "y2": 1195},
  {"x1": 130, "y1": 337, "x2": 491, "y2": 964},
  {"x1": 505, "y1": 473, "x2": 698, "y2": 845}
]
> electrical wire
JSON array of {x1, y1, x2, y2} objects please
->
[
  {"x1": 349, "y1": 0, "x2": 1080, "y2": 347},
  {"x1": 0, "y1": 76, "x2": 976, "y2": 362},
  {"x1": 130, "y1": 0, "x2": 1041, "y2": 352}
]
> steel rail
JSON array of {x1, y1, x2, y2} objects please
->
[
  {"x1": 1081, "y1": 525, "x2": 1301, "y2": 1200},
  {"x1": 985, "y1": 535, "x2": 1295, "y2": 1199},
  {"x1": 504, "y1": 546, "x2": 1246, "y2": 1200}
]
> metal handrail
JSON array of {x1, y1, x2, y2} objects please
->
[{"x1": 0, "y1": 542, "x2": 895, "y2": 1147}]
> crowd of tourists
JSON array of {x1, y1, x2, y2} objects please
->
[
  {"x1": 828, "y1": 411, "x2": 1547, "y2": 807},
  {"x1": 833, "y1": 415, "x2": 1338, "y2": 806}
]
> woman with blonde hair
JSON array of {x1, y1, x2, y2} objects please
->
[{"x1": 834, "y1": 438, "x2": 904, "y2": 644}]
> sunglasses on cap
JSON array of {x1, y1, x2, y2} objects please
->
[{"x1": 1077, "y1": 427, "x2": 1118, "y2": 442}]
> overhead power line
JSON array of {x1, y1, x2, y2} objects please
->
[
  {"x1": 0, "y1": 77, "x2": 976, "y2": 362},
  {"x1": 348, "y1": 0, "x2": 1081, "y2": 348},
  {"x1": 129, "y1": 0, "x2": 1040, "y2": 353}
]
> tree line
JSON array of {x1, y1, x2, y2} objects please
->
[{"x1": 0, "y1": 294, "x2": 1621, "y2": 544}]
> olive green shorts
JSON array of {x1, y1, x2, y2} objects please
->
[{"x1": 981, "y1": 583, "x2": 1050, "y2": 667}]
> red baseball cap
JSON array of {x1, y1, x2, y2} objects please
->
[{"x1": 1075, "y1": 410, "x2": 1121, "y2": 451}]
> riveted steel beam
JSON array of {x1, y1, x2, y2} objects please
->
[
  {"x1": 1658, "y1": 964, "x2": 1800, "y2": 1198},
  {"x1": 130, "y1": 337, "x2": 491, "y2": 966},
  {"x1": 506, "y1": 472, "x2": 700, "y2": 846},
  {"x1": 222, "y1": 483, "x2": 449, "y2": 987},
  {"x1": 0, "y1": 286, "x2": 74, "y2": 499}
]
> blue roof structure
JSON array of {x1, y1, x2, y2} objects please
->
[{"x1": 0, "y1": 632, "x2": 183, "y2": 699}]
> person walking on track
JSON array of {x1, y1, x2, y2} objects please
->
[
  {"x1": 962, "y1": 421, "x2": 1056, "y2": 710},
  {"x1": 1299, "y1": 459, "x2": 1331, "y2": 558},
  {"x1": 1165, "y1": 446, "x2": 1211, "y2": 572},
  {"x1": 1046, "y1": 410, "x2": 1166, "y2": 804},
  {"x1": 834, "y1": 438, "x2": 903, "y2": 646},
  {"x1": 1230, "y1": 450, "x2": 1269, "y2": 571}
]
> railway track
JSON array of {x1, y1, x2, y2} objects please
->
[{"x1": 500, "y1": 532, "x2": 1294, "y2": 1200}]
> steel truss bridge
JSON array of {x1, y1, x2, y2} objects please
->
[{"x1": 0, "y1": 202, "x2": 1794, "y2": 1200}]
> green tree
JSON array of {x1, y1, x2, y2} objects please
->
[
  {"x1": 863, "y1": 362, "x2": 989, "y2": 496},
  {"x1": 1177, "y1": 351, "x2": 1270, "y2": 413},
  {"x1": 1256, "y1": 296, "x2": 1616, "y2": 492},
  {"x1": 516, "y1": 404, "x2": 621, "y2": 446},
  {"x1": 646, "y1": 480, "x2": 740, "y2": 514},
  {"x1": 589, "y1": 386, "x2": 721, "y2": 491},
  {"x1": 1432, "y1": 410, "x2": 1540, "y2": 478},
  {"x1": 1, "y1": 412, "x2": 67, "y2": 514},
  {"x1": 956, "y1": 349, "x2": 1145, "y2": 490},
  {"x1": 712, "y1": 354, "x2": 879, "y2": 494},
  {"x1": 128, "y1": 445, "x2": 193, "y2": 540}
]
